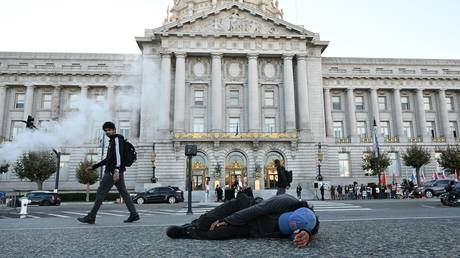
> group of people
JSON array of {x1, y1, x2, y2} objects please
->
[{"x1": 319, "y1": 183, "x2": 400, "y2": 200}]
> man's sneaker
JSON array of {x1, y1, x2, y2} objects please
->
[
  {"x1": 124, "y1": 213, "x2": 140, "y2": 223},
  {"x1": 77, "y1": 215, "x2": 95, "y2": 224},
  {"x1": 166, "y1": 224, "x2": 193, "y2": 239}
]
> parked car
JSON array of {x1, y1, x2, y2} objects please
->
[
  {"x1": 132, "y1": 186, "x2": 184, "y2": 204},
  {"x1": 25, "y1": 191, "x2": 61, "y2": 206},
  {"x1": 415, "y1": 180, "x2": 455, "y2": 198}
]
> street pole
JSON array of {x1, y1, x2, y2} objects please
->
[
  {"x1": 100, "y1": 133, "x2": 105, "y2": 180},
  {"x1": 186, "y1": 155, "x2": 193, "y2": 215},
  {"x1": 53, "y1": 149, "x2": 60, "y2": 193}
]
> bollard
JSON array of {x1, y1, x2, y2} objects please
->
[{"x1": 19, "y1": 197, "x2": 31, "y2": 219}]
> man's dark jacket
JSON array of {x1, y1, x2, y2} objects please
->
[
  {"x1": 92, "y1": 134, "x2": 125, "y2": 173},
  {"x1": 223, "y1": 194, "x2": 311, "y2": 238},
  {"x1": 276, "y1": 166, "x2": 288, "y2": 188}
]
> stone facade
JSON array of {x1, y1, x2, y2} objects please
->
[{"x1": 0, "y1": 1, "x2": 459, "y2": 194}]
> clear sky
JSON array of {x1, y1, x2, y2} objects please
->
[{"x1": 0, "y1": 0, "x2": 459, "y2": 59}]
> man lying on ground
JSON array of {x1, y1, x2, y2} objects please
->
[{"x1": 166, "y1": 193, "x2": 319, "y2": 248}]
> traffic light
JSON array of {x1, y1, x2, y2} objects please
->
[{"x1": 25, "y1": 115, "x2": 36, "y2": 129}]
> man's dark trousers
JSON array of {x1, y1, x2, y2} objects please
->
[
  {"x1": 89, "y1": 171, "x2": 137, "y2": 217},
  {"x1": 186, "y1": 193, "x2": 253, "y2": 240}
]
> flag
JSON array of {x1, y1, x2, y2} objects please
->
[
  {"x1": 235, "y1": 122, "x2": 239, "y2": 136},
  {"x1": 381, "y1": 172, "x2": 387, "y2": 186}
]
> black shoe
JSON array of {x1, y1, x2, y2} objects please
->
[
  {"x1": 77, "y1": 215, "x2": 95, "y2": 224},
  {"x1": 167, "y1": 225, "x2": 190, "y2": 239},
  {"x1": 124, "y1": 213, "x2": 140, "y2": 223}
]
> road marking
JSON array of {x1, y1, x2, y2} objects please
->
[
  {"x1": 421, "y1": 205, "x2": 436, "y2": 209},
  {"x1": 27, "y1": 215, "x2": 40, "y2": 219},
  {"x1": 108, "y1": 210, "x2": 153, "y2": 216},
  {"x1": 316, "y1": 208, "x2": 372, "y2": 212},
  {"x1": 321, "y1": 216, "x2": 460, "y2": 222},
  {"x1": 61, "y1": 211, "x2": 102, "y2": 218},
  {"x1": 35, "y1": 212, "x2": 70, "y2": 218},
  {"x1": 313, "y1": 206, "x2": 363, "y2": 209},
  {"x1": 97, "y1": 212, "x2": 124, "y2": 217}
]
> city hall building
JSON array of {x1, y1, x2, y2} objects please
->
[{"x1": 1, "y1": 0, "x2": 459, "y2": 194}]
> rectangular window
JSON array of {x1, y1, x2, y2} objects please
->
[
  {"x1": 264, "y1": 117, "x2": 276, "y2": 132},
  {"x1": 446, "y1": 96, "x2": 454, "y2": 111},
  {"x1": 401, "y1": 96, "x2": 410, "y2": 111},
  {"x1": 338, "y1": 153, "x2": 351, "y2": 177},
  {"x1": 449, "y1": 121, "x2": 458, "y2": 138},
  {"x1": 355, "y1": 96, "x2": 364, "y2": 110},
  {"x1": 42, "y1": 93, "x2": 52, "y2": 110},
  {"x1": 426, "y1": 121, "x2": 436, "y2": 137},
  {"x1": 356, "y1": 121, "x2": 367, "y2": 138},
  {"x1": 95, "y1": 94, "x2": 105, "y2": 104},
  {"x1": 332, "y1": 96, "x2": 342, "y2": 110},
  {"x1": 10, "y1": 121, "x2": 25, "y2": 140},
  {"x1": 388, "y1": 152, "x2": 400, "y2": 176},
  {"x1": 380, "y1": 121, "x2": 390, "y2": 137},
  {"x1": 59, "y1": 154, "x2": 71, "y2": 181},
  {"x1": 192, "y1": 117, "x2": 205, "y2": 133},
  {"x1": 119, "y1": 120, "x2": 131, "y2": 139},
  {"x1": 378, "y1": 96, "x2": 387, "y2": 110},
  {"x1": 229, "y1": 90, "x2": 239, "y2": 106},
  {"x1": 333, "y1": 121, "x2": 344, "y2": 138},
  {"x1": 15, "y1": 93, "x2": 25, "y2": 109},
  {"x1": 264, "y1": 90, "x2": 274, "y2": 106},
  {"x1": 423, "y1": 96, "x2": 432, "y2": 111},
  {"x1": 228, "y1": 117, "x2": 240, "y2": 133},
  {"x1": 403, "y1": 121, "x2": 413, "y2": 138},
  {"x1": 194, "y1": 90, "x2": 204, "y2": 106},
  {"x1": 69, "y1": 93, "x2": 79, "y2": 109}
]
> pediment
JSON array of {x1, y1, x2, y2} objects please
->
[{"x1": 154, "y1": 3, "x2": 317, "y2": 39}]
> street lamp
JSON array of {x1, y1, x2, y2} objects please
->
[
  {"x1": 316, "y1": 142, "x2": 324, "y2": 181},
  {"x1": 185, "y1": 144, "x2": 197, "y2": 215},
  {"x1": 214, "y1": 163, "x2": 222, "y2": 179},
  {"x1": 151, "y1": 143, "x2": 157, "y2": 183}
]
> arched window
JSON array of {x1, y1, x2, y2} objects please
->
[
  {"x1": 264, "y1": 151, "x2": 285, "y2": 189},
  {"x1": 225, "y1": 151, "x2": 247, "y2": 189}
]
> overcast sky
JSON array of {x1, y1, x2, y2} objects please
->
[{"x1": 0, "y1": 0, "x2": 459, "y2": 59}]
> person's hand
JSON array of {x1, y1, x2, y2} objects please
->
[
  {"x1": 209, "y1": 220, "x2": 227, "y2": 231},
  {"x1": 85, "y1": 166, "x2": 93, "y2": 172},
  {"x1": 293, "y1": 230, "x2": 311, "y2": 248},
  {"x1": 113, "y1": 170, "x2": 120, "y2": 183}
]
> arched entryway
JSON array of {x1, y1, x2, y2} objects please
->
[
  {"x1": 191, "y1": 152, "x2": 209, "y2": 191},
  {"x1": 264, "y1": 151, "x2": 285, "y2": 189},
  {"x1": 225, "y1": 151, "x2": 247, "y2": 189}
]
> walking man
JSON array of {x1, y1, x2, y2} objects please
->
[
  {"x1": 296, "y1": 184, "x2": 302, "y2": 200},
  {"x1": 320, "y1": 183, "x2": 325, "y2": 201},
  {"x1": 275, "y1": 159, "x2": 288, "y2": 195},
  {"x1": 78, "y1": 121, "x2": 139, "y2": 224}
]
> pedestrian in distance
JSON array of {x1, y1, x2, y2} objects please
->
[
  {"x1": 320, "y1": 183, "x2": 325, "y2": 201},
  {"x1": 330, "y1": 185, "x2": 335, "y2": 200},
  {"x1": 274, "y1": 159, "x2": 288, "y2": 195},
  {"x1": 337, "y1": 185, "x2": 343, "y2": 200},
  {"x1": 77, "y1": 121, "x2": 139, "y2": 224},
  {"x1": 296, "y1": 184, "x2": 302, "y2": 200},
  {"x1": 215, "y1": 185, "x2": 223, "y2": 202},
  {"x1": 166, "y1": 193, "x2": 320, "y2": 248}
]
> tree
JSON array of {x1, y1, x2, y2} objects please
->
[
  {"x1": 14, "y1": 152, "x2": 56, "y2": 190},
  {"x1": 0, "y1": 164, "x2": 9, "y2": 174},
  {"x1": 362, "y1": 151, "x2": 391, "y2": 176},
  {"x1": 402, "y1": 145, "x2": 431, "y2": 186},
  {"x1": 437, "y1": 145, "x2": 460, "y2": 181},
  {"x1": 76, "y1": 159, "x2": 99, "y2": 202}
]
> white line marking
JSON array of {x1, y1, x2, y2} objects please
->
[
  {"x1": 421, "y1": 205, "x2": 436, "y2": 209},
  {"x1": 321, "y1": 216, "x2": 460, "y2": 222},
  {"x1": 97, "y1": 212, "x2": 124, "y2": 217},
  {"x1": 316, "y1": 208, "x2": 372, "y2": 212},
  {"x1": 313, "y1": 206, "x2": 363, "y2": 209},
  {"x1": 35, "y1": 212, "x2": 70, "y2": 218},
  {"x1": 27, "y1": 215, "x2": 40, "y2": 219}
]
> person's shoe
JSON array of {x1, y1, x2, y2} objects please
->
[
  {"x1": 77, "y1": 215, "x2": 95, "y2": 224},
  {"x1": 167, "y1": 225, "x2": 195, "y2": 239},
  {"x1": 124, "y1": 213, "x2": 140, "y2": 223}
]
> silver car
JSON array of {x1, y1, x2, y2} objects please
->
[{"x1": 416, "y1": 179, "x2": 455, "y2": 198}]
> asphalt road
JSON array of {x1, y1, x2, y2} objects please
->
[{"x1": 0, "y1": 198, "x2": 459, "y2": 258}]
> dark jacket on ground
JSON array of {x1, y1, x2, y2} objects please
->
[
  {"x1": 92, "y1": 134, "x2": 125, "y2": 173},
  {"x1": 223, "y1": 194, "x2": 311, "y2": 238},
  {"x1": 276, "y1": 166, "x2": 288, "y2": 188}
]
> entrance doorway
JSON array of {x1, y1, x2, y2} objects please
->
[{"x1": 225, "y1": 152, "x2": 247, "y2": 189}]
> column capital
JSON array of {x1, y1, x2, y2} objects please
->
[
  {"x1": 211, "y1": 52, "x2": 223, "y2": 58},
  {"x1": 0, "y1": 83, "x2": 7, "y2": 88},
  {"x1": 160, "y1": 51, "x2": 172, "y2": 57},
  {"x1": 283, "y1": 54, "x2": 294, "y2": 60},
  {"x1": 416, "y1": 88, "x2": 425, "y2": 93},
  {"x1": 346, "y1": 87, "x2": 355, "y2": 92},
  {"x1": 247, "y1": 53, "x2": 258, "y2": 59},
  {"x1": 175, "y1": 52, "x2": 187, "y2": 58},
  {"x1": 296, "y1": 54, "x2": 308, "y2": 60},
  {"x1": 106, "y1": 84, "x2": 116, "y2": 89},
  {"x1": 80, "y1": 84, "x2": 89, "y2": 89},
  {"x1": 24, "y1": 83, "x2": 35, "y2": 88}
]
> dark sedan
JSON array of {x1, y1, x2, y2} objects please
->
[
  {"x1": 415, "y1": 179, "x2": 455, "y2": 198},
  {"x1": 25, "y1": 191, "x2": 61, "y2": 206},
  {"x1": 132, "y1": 186, "x2": 184, "y2": 205}
]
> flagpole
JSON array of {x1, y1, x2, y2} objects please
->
[{"x1": 373, "y1": 119, "x2": 382, "y2": 199}]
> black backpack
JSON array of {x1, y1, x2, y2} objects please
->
[
  {"x1": 123, "y1": 140, "x2": 137, "y2": 167},
  {"x1": 286, "y1": 170, "x2": 293, "y2": 184}
]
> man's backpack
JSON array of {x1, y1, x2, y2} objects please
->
[
  {"x1": 286, "y1": 170, "x2": 293, "y2": 184},
  {"x1": 123, "y1": 140, "x2": 137, "y2": 167}
]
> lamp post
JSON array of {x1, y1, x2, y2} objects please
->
[
  {"x1": 316, "y1": 142, "x2": 324, "y2": 181},
  {"x1": 151, "y1": 143, "x2": 157, "y2": 183},
  {"x1": 185, "y1": 144, "x2": 197, "y2": 215}
]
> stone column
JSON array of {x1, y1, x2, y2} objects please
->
[
  {"x1": 211, "y1": 53, "x2": 223, "y2": 132},
  {"x1": 0, "y1": 84, "x2": 7, "y2": 137},
  {"x1": 160, "y1": 52, "x2": 172, "y2": 134},
  {"x1": 392, "y1": 88, "x2": 405, "y2": 141},
  {"x1": 23, "y1": 83, "x2": 35, "y2": 121},
  {"x1": 107, "y1": 85, "x2": 115, "y2": 120},
  {"x1": 296, "y1": 54, "x2": 310, "y2": 133},
  {"x1": 80, "y1": 84, "x2": 88, "y2": 100},
  {"x1": 438, "y1": 89, "x2": 450, "y2": 139},
  {"x1": 416, "y1": 88, "x2": 428, "y2": 141},
  {"x1": 370, "y1": 87, "x2": 380, "y2": 133},
  {"x1": 323, "y1": 88, "x2": 333, "y2": 137},
  {"x1": 131, "y1": 87, "x2": 141, "y2": 138},
  {"x1": 346, "y1": 88, "x2": 357, "y2": 141},
  {"x1": 174, "y1": 52, "x2": 186, "y2": 132},
  {"x1": 51, "y1": 84, "x2": 61, "y2": 120},
  {"x1": 248, "y1": 54, "x2": 260, "y2": 132},
  {"x1": 283, "y1": 54, "x2": 296, "y2": 132}
]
